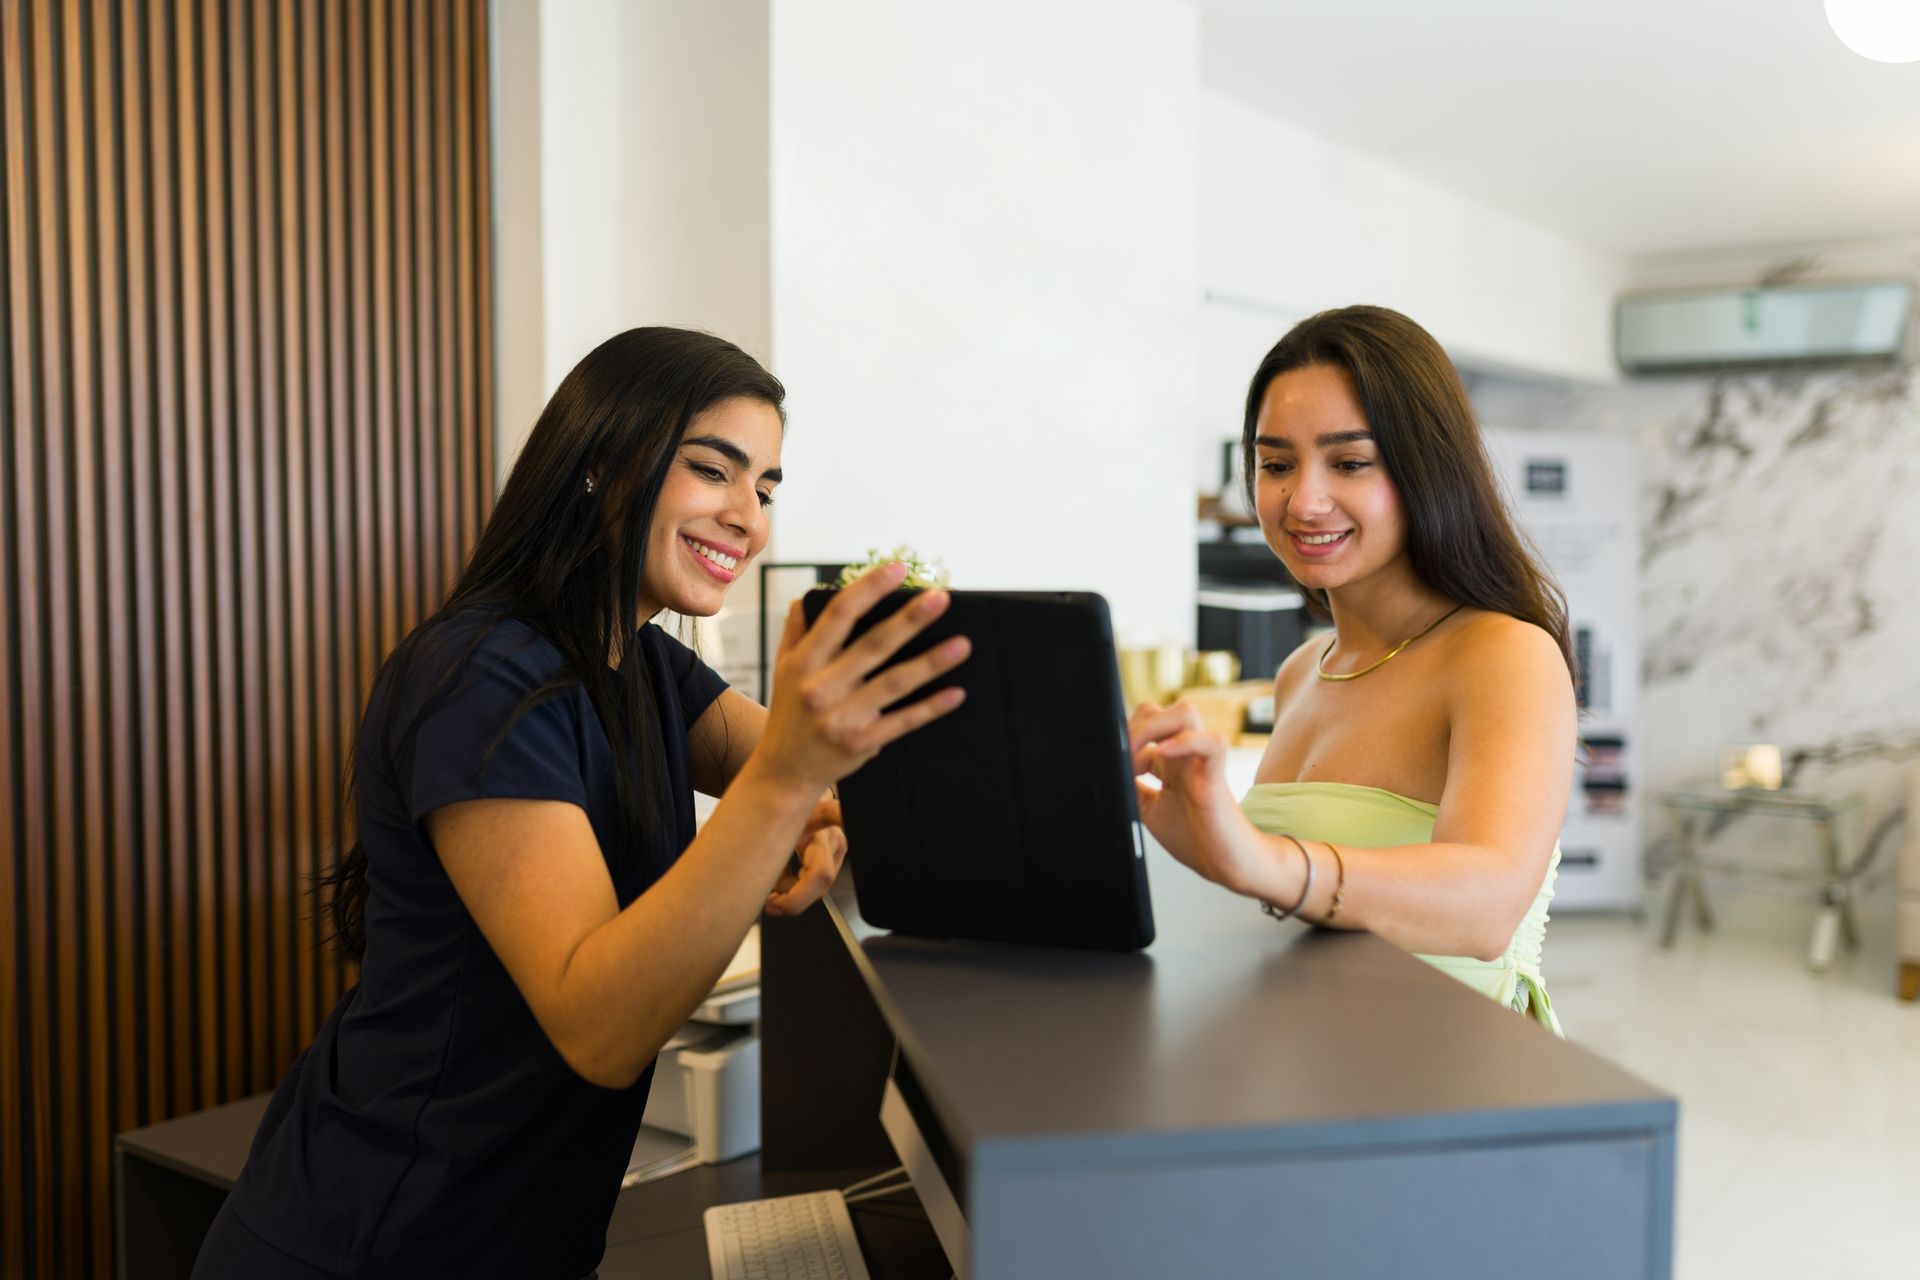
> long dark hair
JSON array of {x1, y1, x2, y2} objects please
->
[
  {"x1": 1240, "y1": 305, "x2": 1575, "y2": 678},
  {"x1": 322, "y1": 328, "x2": 785, "y2": 960}
]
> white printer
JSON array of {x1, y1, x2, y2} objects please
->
[{"x1": 625, "y1": 926, "x2": 763, "y2": 1184}]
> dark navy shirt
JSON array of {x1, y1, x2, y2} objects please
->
[{"x1": 225, "y1": 613, "x2": 726, "y2": 1279}]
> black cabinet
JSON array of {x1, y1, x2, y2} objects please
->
[{"x1": 1197, "y1": 533, "x2": 1306, "y2": 683}]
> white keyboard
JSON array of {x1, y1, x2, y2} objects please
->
[{"x1": 704, "y1": 1189, "x2": 872, "y2": 1280}]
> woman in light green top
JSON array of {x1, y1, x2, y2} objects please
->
[{"x1": 1131, "y1": 306, "x2": 1574, "y2": 1033}]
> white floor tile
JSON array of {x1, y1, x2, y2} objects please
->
[{"x1": 1549, "y1": 880, "x2": 1920, "y2": 1279}]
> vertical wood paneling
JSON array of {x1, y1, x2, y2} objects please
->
[
  {"x1": 409, "y1": 0, "x2": 432, "y2": 623},
  {"x1": 322, "y1": 0, "x2": 351, "y2": 1033},
  {"x1": 346, "y1": 0, "x2": 372, "y2": 727},
  {"x1": 198, "y1": 0, "x2": 243, "y2": 1104},
  {"x1": 119, "y1": 0, "x2": 167, "y2": 1128},
  {"x1": 259, "y1": 0, "x2": 291, "y2": 1090},
  {"x1": 367, "y1": 0, "x2": 394, "y2": 665},
  {"x1": 427, "y1": 0, "x2": 451, "y2": 616},
  {"x1": 90, "y1": 0, "x2": 140, "y2": 1146},
  {"x1": 391, "y1": 0, "x2": 417, "y2": 638},
  {"x1": 30, "y1": 7, "x2": 84, "y2": 1269},
  {"x1": 295, "y1": 0, "x2": 324, "y2": 1042},
  {"x1": 433, "y1": 0, "x2": 457, "y2": 605},
  {"x1": 451, "y1": 0, "x2": 476, "y2": 558},
  {"x1": 173, "y1": 0, "x2": 217, "y2": 1109},
  {"x1": 2, "y1": 3, "x2": 495, "y2": 1271},
  {"x1": 60, "y1": 6, "x2": 109, "y2": 1271},
  {"x1": 2, "y1": 8, "x2": 32, "y2": 1271},
  {"x1": 0, "y1": 13, "x2": 20, "y2": 1267},
  {"x1": 144, "y1": 0, "x2": 192, "y2": 1121},
  {"x1": 469, "y1": 0, "x2": 492, "y2": 517}
]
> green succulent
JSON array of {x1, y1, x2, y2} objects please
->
[{"x1": 835, "y1": 545, "x2": 951, "y2": 591}]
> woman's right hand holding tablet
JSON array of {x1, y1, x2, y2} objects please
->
[
  {"x1": 748, "y1": 560, "x2": 972, "y2": 797},
  {"x1": 1130, "y1": 700, "x2": 1300, "y2": 906}
]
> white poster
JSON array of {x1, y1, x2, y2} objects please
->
[{"x1": 1484, "y1": 428, "x2": 1641, "y2": 911}]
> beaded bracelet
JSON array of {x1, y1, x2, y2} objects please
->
[{"x1": 1259, "y1": 834, "x2": 1314, "y2": 922}]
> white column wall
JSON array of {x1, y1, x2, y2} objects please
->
[
  {"x1": 536, "y1": 0, "x2": 624, "y2": 412},
  {"x1": 489, "y1": 0, "x2": 546, "y2": 488},
  {"x1": 494, "y1": 0, "x2": 773, "y2": 480},
  {"x1": 766, "y1": 0, "x2": 1201, "y2": 647},
  {"x1": 611, "y1": 1, "x2": 772, "y2": 371}
]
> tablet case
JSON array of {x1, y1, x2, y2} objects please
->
[{"x1": 799, "y1": 589, "x2": 1155, "y2": 951}]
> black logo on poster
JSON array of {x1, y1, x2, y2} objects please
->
[{"x1": 1525, "y1": 459, "x2": 1568, "y2": 496}]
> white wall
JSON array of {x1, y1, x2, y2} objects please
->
[
  {"x1": 1193, "y1": 89, "x2": 1628, "y2": 492},
  {"x1": 766, "y1": 0, "x2": 1200, "y2": 648}
]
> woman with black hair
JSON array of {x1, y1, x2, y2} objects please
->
[
  {"x1": 1130, "y1": 306, "x2": 1575, "y2": 1032},
  {"x1": 193, "y1": 328, "x2": 969, "y2": 1279}
]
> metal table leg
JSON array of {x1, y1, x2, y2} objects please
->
[
  {"x1": 1808, "y1": 901, "x2": 1840, "y2": 972},
  {"x1": 1835, "y1": 806, "x2": 1863, "y2": 952},
  {"x1": 1692, "y1": 831, "x2": 1715, "y2": 933},
  {"x1": 1808, "y1": 810, "x2": 1864, "y2": 972},
  {"x1": 1661, "y1": 809, "x2": 1699, "y2": 947}
]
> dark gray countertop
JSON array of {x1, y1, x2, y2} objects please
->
[{"x1": 833, "y1": 840, "x2": 1675, "y2": 1173}]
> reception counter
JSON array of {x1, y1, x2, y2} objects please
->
[
  {"x1": 761, "y1": 839, "x2": 1676, "y2": 1279},
  {"x1": 117, "y1": 840, "x2": 1674, "y2": 1278}
]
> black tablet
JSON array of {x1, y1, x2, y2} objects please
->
[{"x1": 800, "y1": 589, "x2": 1155, "y2": 951}]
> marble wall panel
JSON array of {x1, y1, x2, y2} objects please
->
[{"x1": 1476, "y1": 364, "x2": 1920, "y2": 885}]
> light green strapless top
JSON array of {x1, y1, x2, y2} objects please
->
[{"x1": 1240, "y1": 781, "x2": 1563, "y2": 1035}]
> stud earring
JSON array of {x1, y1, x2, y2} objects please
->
[{"x1": 585, "y1": 475, "x2": 596, "y2": 495}]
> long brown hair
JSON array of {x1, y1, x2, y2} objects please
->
[
  {"x1": 1240, "y1": 305, "x2": 1576, "y2": 678},
  {"x1": 321, "y1": 328, "x2": 785, "y2": 960}
]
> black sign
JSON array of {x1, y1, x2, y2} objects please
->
[{"x1": 1525, "y1": 459, "x2": 1568, "y2": 496}]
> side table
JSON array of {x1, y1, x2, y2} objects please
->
[
  {"x1": 1656, "y1": 783, "x2": 1866, "y2": 971},
  {"x1": 113, "y1": 1093, "x2": 265, "y2": 1280}
]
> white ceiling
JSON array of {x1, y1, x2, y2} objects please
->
[{"x1": 1198, "y1": 0, "x2": 1920, "y2": 257}]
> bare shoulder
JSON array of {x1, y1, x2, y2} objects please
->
[
  {"x1": 1439, "y1": 610, "x2": 1574, "y2": 711},
  {"x1": 1271, "y1": 632, "x2": 1324, "y2": 704}
]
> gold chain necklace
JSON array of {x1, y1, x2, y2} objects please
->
[{"x1": 1315, "y1": 604, "x2": 1465, "y2": 682}]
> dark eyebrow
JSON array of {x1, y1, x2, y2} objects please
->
[
  {"x1": 682, "y1": 434, "x2": 782, "y2": 484},
  {"x1": 1252, "y1": 430, "x2": 1373, "y2": 450}
]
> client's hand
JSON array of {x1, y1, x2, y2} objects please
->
[
  {"x1": 764, "y1": 794, "x2": 846, "y2": 917},
  {"x1": 1129, "y1": 700, "x2": 1268, "y2": 898}
]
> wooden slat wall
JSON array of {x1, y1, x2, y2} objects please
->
[{"x1": 0, "y1": 1, "x2": 495, "y2": 1273}]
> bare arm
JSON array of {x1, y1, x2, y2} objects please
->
[
  {"x1": 1133, "y1": 616, "x2": 1574, "y2": 961},
  {"x1": 688, "y1": 687, "x2": 849, "y2": 917},
  {"x1": 689, "y1": 688, "x2": 766, "y2": 798},
  {"x1": 427, "y1": 767, "x2": 815, "y2": 1089},
  {"x1": 430, "y1": 563, "x2": 969, "y2": 1088}
]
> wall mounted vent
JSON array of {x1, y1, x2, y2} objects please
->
[{"x1": 1615, "y1": 281, "x2": 1911, "y2": 373}]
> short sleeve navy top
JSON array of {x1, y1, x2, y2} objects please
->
[{"x1": 226, "y1": 611, "x2": 727, "y2": 1279}]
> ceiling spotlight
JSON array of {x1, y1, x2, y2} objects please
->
[{"x1": 1825, "y1": 0, "x2": 1920, "y2": 63}]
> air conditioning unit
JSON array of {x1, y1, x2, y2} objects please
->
[{"x1": 1615, "y1": 281, "x2": 1911, "y2": 373}]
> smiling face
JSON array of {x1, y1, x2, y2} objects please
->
[
  {"x1": 1251, "y1": 363, "x2": 1410, "y2": 595},
  {"x1": 635, "y1": 396, "x2": 784, "y2": 621}
]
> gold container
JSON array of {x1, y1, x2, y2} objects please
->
[
  {"x1": 1184, "y1": 650, "x2": 1242, "y2": 688},
  {"x1": 1117, "y1": 645, "x2": 1187, "y2": 713}
]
